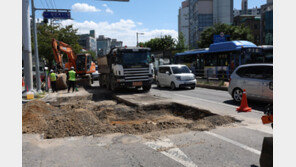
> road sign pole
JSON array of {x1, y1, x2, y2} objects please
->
[
  {"x1": 31, "y1": 0, "x2": 42, "y2": 92},
  {"x1": 22, "y1": 0, "x2": 34, "y2": 95}
]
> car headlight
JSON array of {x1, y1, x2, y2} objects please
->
[{"x1": 175, "y1": 76, "x2": 181, "y2": 81}]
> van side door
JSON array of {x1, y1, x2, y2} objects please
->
[{"x1": 163, "y1": 67, "x2": 172, "y2": 86}]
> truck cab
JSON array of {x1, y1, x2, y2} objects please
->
[{"x1": 98, "y1": 46, "x2": 154, "y2": 91}]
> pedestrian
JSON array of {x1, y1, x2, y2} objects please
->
[
  {"x1": 50, "y1": 69, "x2": 57, "y2": 93},
  {"x1": 67, "y1": 66, "x2": 77, "y2": 93}
]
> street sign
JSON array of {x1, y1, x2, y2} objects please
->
[{"x1": 43, "y1": 11, "x2": 71, "y2": 19}]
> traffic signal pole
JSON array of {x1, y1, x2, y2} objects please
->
[
  {"x1": 31, "y1": 0, "x2": 42, "y2": 92},
  {"x1": 22, "y1": 0, "x2": 34, "y2": 95}
]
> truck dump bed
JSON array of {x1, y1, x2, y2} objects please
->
[{"x1": 97, "y1": 56, "x2": 110, "y2": 74}]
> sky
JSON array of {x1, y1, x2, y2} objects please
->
[{"x1": 33, "y1": 0, "x2": 267, "y2": 46}]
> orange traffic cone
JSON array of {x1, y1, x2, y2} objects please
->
[{"x1": 236, "y1": 89, "x2": 252, "y2": 112}]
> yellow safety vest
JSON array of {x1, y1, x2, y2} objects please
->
[
  {"x1": 68, "y1": 70, "x2": 76, "y2": 81},
  {"x1": 50, "y1": 73, "x2": 56, "y2": 81}
]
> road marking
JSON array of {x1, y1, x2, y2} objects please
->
[
  {"x1": 204, "y1": 131, "x2": 261, "y2": 155},
  {"x1": 173, "y1": 93, "x2": 262, "y2": 114},
  {"x1": 244, "y1": 125, "x2": 273, "y2": 135},
  {"x1": 145, "y1": 138, "x2": 198, "y2": 167}
]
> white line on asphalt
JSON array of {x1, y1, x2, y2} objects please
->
[
  {"x1": 244, "y1": 125, "x2": 273, "y2": 135},
  {"x1": 173, "y1": 93, "x2": 262, "y2": 114},
  {"x1": 145, "y1": 138, "x2": 198, "y2": 167},
  {"x1": 204, "y1": 131, "x2": 261, "y2": 155}
]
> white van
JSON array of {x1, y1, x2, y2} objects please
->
[{"x1": 156, "y1": 65, "x2": 196, "y2": 90}]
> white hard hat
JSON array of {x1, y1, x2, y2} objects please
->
[{"x1": 70, "y1": 67, "x2": 74, "y2": 70}]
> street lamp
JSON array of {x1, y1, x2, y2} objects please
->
[{"x1": 136, "y1": 32, "x2": 144, "y2": 47}]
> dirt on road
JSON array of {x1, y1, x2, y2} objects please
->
[{"x1": 23, "y1": 96, "x2": 238, "y2": 139}]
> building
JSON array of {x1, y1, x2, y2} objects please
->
[
  {"x1": 234, "y1": 15, "x2": 261, "y2": 45},
  {"x1": 241, "y1": 0, "x2": 248, "y2": 14},
  {"x1": 96, "y1": 35, "x2": 111, "y2": 56},
  {"x1": 178, "y1": 0, "x2": 190, "y2": 47},
  {"x1": 78, "y1": 30, "x2": 97, "y2": 55},
  {"x1": 111, "y1": 39, "x2": 123, "y2": 48},
  {"x1": 260, "y1": 0, "x2": 273, "y2": 45},
  {"x1": 188, "y1": 0, "x2": 233, "y2": 48},
  {"x1": 234, "y1": 7, "x2": 261, "y2": 17}
]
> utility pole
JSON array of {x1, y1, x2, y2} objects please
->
[
  {"x1": 22, "y1": 0, "x2": 34, "y2": 95},
  {"x1": 136, "y1": 32, "x2": 144, "y2": 47},
  {"x1": 31, "y1": 0, "x2": 42, "y2": 92}
]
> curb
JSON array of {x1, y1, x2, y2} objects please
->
[{"x1": 196, "y1": 84, "x2": 228, "y2": 91}]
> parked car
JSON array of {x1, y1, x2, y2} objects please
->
[
  {"x1": 156, "y1": 65, "x2": 196, "y2": 90},
  {"x1": 228, "y1": 64, "x2": 273, "y2": 103},
  {"x1": 92, "y1": 65, "x2": 100, "y2": 81}
]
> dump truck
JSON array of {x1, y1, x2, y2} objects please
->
[{"x1": 97, "y1": 46, "x2": 154, "y2": 91}]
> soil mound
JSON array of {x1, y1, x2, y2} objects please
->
[{"x1": 22, "y1": 99, "x2": 238, "y2": 139}]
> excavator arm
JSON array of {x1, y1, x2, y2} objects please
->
[
  {"x1": 52, "y1": 38, "x2": 63, "y2": 69},
  {"x1": 52, "y1": 38, "x2": 77, "y2": 70}
]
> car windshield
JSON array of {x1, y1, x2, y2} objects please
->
[
  {"x1": 171, "y1": 66, "x2": 191, "y2": 74},
  {"x1": 121, "y1": 51, "x2": 150, "y2": 65}
]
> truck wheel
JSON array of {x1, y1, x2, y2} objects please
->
[
  {"x1": 170, "y1": 82, "x2": 176, "y2": 90},
  {"x1": 110, "y1": 80, "x2": 117, "y2": 92},
  {"x1": 143, "y1": 84, "x2": 151, "y2": 92}
]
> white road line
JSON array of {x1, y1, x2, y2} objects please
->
[
  {"x1": 244, "y1": 125, "x2": 273, "y2": 135},
  {"x1": 204, "y1": 131, "x2": 261, "y2": 155},
  {"x1": 173, "y1": 93, "x2": 262, "y2": 114},
  {"x1": 145, "y1": 138, "x2": 198, "y2": 167}
]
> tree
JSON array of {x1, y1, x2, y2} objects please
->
[
  {"x1": 197, "y1": 23, "x2": 254, "y2": 48},
  {"x1": 33, "y1": 24, "x2": 82, "y2": 68},
  {"x1": 140, "y1": 35, "x2": 176, "y2": 52},
  {"x1": 176, "y1": 32, "x2": 187, "y2": 51}
]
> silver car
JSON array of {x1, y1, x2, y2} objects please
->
[{"x1": 228, "y1": 64, "x2": 273, "y2": 103}]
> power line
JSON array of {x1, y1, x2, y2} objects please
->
[
  {"x1": 52, "y1": 0, "x2": 57, "y2": 9},
  {"x1": 43, "y1": 0, "x2": 50, "y2": 8},
  {"x1": 38, "y1": 0, "x2": 44, "y2": 8}
]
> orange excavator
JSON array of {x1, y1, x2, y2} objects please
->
[{"x1": 52, "y1": 38, "x2": 96, "y2": 87}]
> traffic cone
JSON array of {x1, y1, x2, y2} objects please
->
[{"x1": 236, "y1": 89, "x2": 252, "y2": 112}]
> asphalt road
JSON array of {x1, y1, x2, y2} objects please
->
[{"x1": 23, "y1": 83, "x2": 273, "y2": 167}]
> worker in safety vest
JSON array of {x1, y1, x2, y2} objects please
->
[
  {"x1": 67, "y1": 66, "x2": 77, "y2": 93},
  {"x1": 50, "y1": 70, "x2": 58, "y2": 93}
]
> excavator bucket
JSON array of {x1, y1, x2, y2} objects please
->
[{"x1": 261, "y1": 115, "x2": 273, "y2": 124}]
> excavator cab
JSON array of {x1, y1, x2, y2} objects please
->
[{"x1": 75, "y1": 53, "x2": 96, "y2": 74}]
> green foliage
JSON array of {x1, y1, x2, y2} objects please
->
[
  {"x1": 140, "y1": 35, "x2": 176, "y2": 52},
  {"x1": 176, "y1": 32, "x2": 187, "y2": 52},
  {"x1": 197, "y1": 23, "x2": 254, "y2": 48},
  {"x1": 33, "y1": 24, "x2": 82, "y2": 68}
]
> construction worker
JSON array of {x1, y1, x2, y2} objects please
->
[
  {"x1": 67, "y1": 67, "x2": 77, "y2": 93},
  {"x1": 50, "y1": 70, "x2": 57, "y2": 93}
]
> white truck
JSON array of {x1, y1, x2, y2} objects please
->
[{"x1": 97, "y1": 47, "x2": 154, "y2": 91}]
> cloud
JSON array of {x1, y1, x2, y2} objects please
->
[
  {"x1": 60, "y1": 19, "x2": 178, "y2": 46},
  {"x1": 102, "y1": 4, "x2": 114, "y2": 14},
  {"x1": 72, "y1": 3, "x2": 101, "y2": 12},
  {"x1": 137, "y1": 22, "x2": 143, "y2": 26}
]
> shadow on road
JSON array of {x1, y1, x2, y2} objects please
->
[
  {"x1": 152, "y1": 85, "x2": 194, "y2": 92},
  {"x1": 223, "y1": 99, "x2": 272, "y2": 112}
]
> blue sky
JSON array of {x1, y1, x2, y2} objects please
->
[{"x1": 33, "y1": 0, "x2": 267, "y2": 45}]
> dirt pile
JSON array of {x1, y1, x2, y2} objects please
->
[{"x1": 22, "y1": 99, "x2": 238, "y2": 139}]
